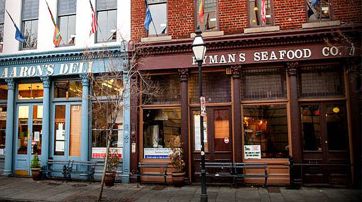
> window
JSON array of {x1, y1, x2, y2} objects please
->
[
  {"x1": 58, "y1": 0, "x2": 76, "y2": 46},
  {"x1": 142, "y1": 74, "x2": 180, "y2": 105},
  {"x1": 18, "y1": 83, "x2": 43, "y2": 99},
  {"x1": 21, "y1": 0, "x2": 39, "y2": 49},
  {"x1": 143, "y1": 108, "x2": 181, "y2": 159},
  {"x1": 196, "y1": 0, "x2": 217, "y2": 31},
  {"x1": 0, "y1": 105, "x2": 6, "y2": 155},
  {"x1": 249, "y1": 0, "x2": 272, "y2": 27},
  {"x1": 96, "y1": 0, "x2": 117, "y2": 42},
  {"x1": 69, "y1": 105, "x2": 81, "y2": 156},
  {"x1": 146, "y1": 0, "x2": 167, "y2": 36},
  {"x1": 92, "y1": 78, "x2": 123, "y2": 97},
  {"x1": 0, "y1": 0, "x2": 5, "y2": 52},
  {"x1": 241, "y1": 67, "x2": 286, "y2": 100},
  {"x1": 243, "y1": 104, "x2": 288, "y2": 158},
  {"x1": 0, "y1": 84, "x2": 7, "y2": 100},
  {"x1": 54, "y1": 80, "x2": 82, "y2": 98},
  {"x1": 307, "y1": 0, "x2": 330, "y2": 22},
  {"x1": 54, "y1": 105, "x2": 66, "y2": 155}
]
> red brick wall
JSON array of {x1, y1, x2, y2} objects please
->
[{"x1": 131, "y1": 0, "x2": 362, "y2": 42}]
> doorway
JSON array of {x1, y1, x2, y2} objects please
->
[
  {"x1": 191, "y1": 107, "x2": 232, "y2": 181},
  {"x1": 300, "y1": 102, "x2": 350, "y2": 185},
  {"x1": 15, "y1": 104, "x2": 43, "y2": 176}
]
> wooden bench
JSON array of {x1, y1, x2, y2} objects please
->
[
  {"x1": 137, "y1": 162, "x2": 170, "y2": 184},
  {"x1": 46, "y1": 159, "x2": 96, "y2": 181},
  {"x1": 200, "y1": 162, "x2": 268, "y2": 187}
]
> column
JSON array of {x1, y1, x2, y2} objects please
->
[
  {"x1": 80, "y1": 74, "x2": 89, "y2": 161},
  {"x1": 287, "y1": 62, "x2": 302, "y2": 186},
  {"x1": 178, "y1": 68, "x2": 189, "y2": 180},
  {"x1": 4, "y1": 79, "x2": 15, "y2": 176},
  {"x1": 129, "y1": 76, "x2": 139, "y2": 182},
  {"x1": 40, "y1": 76, "x2": 50, "y2": 165},
  {"x1": 231, "y1": 66, "x2": 242, "y2": 162},
  {"x1": 122, "y1": 72, "x2": 131, "y2": 183}
]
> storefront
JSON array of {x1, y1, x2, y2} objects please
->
[
  {"x1": 0, "y1": 46, "x2": 131, "y2": 182},
  {"x1": 131, "y1": 26, "x2": 361, "y2": 186}
]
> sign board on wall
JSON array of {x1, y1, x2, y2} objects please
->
[
  {"x1": 144, "y1": 148, "x2": 171, "y2": 159},
  {"x1": 244, "y1": 145, "x2": 261, "y2": 159},
  {"x1": 92, "y1": 147, "x2": 123, "y2": 159}
]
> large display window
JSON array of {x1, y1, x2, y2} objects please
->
[
  {"x1": 18, "y1": 83, "x2": 43, "y2": 99},
  {"x1": 0, "y1": 105, "x2": 6, "y2": 155}
]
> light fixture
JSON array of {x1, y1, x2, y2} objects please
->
[{"x1": 192, "y1": 29, "x2": 206, "y2": 62}]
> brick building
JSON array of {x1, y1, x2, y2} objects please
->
[{"x1": 130, "y1": 0, "x2": 361, "y2": 186}]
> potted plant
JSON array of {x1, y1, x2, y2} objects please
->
[
  {"x1": 104, "y1": 149, "x2": 120, "y2": 187},
  {"x1": 169, "y1": 136, "x2": 185, "y2": 187},
  {"x1": 31, "y1": 153, "x2": 41, "y2": 181}
]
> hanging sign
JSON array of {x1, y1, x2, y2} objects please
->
[{"x1": 244, "y1": 145, "x2": 261, "y2": 159}]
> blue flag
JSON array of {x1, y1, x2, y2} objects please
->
[
  {"x1": 14, "y1": 24, "x2": 26, "y2": 43},
  {"x1": 311, "y1": 0, "x2": 320, "y2": 7},
  {"x1": 144, "y1": 7, "x2": 152, "y2": 31}
]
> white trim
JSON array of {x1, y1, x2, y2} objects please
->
[
  {"x1": 244, "y1": 26, "x2": 280, "y2": 34},
  {"x1": 141, "y1": 35, "x2": 172, "y2": 42},
  {"x1": 190, "y1": 31, "x2": 224, "y2": 38},
  {"x1": 302, "y1": 20, "x2": 341, "y2": 29}
]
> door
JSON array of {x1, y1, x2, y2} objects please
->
[
  {"x1": 15, "y1": 104, "x2": 43, "y2": 176},
  {"x1": 191, "y1": 107, "x2": 232, "y2": 181},
  {"x1": 300, "y1": 102, "x2": 350, "y2": 185}
]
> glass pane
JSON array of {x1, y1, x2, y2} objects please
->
[
  {"x1": 92, "y1": 78, "x2": 123, "y2": 97},
  {"x1": 32, "y1": 105, "x2": 42, "y2": 155},
  {"x1": 22, "y1": 0, "x2": 39, "y2": 20},
  {"x1": 69, "y1": 105, "x2": 81, "y2": 156},
  {"x1": 96, "y1": 11, "x2": 108, "y2": 42},
  {"x1": 301, "y1": 105, "x2": 322, "y2": 151},
  {"x1": 197, "y1": 0, "x2": 217, "y2": 31},
  {"x1": 0, "y1": 0, "x2": 4, "y2": 23},
  {"x1": 54, "y1": 105, "x2": 66, "y2": 155},
  {"x1": 59, "y1": 15, "x2": 76, "y2": 46},
  {"x1": 18, "y1": 83, "x2": 43, "y2": 99},
  {"x1": 148, "y1": 3, "x2": 167, "y2": 35},
  {"x1": 249, "y1": 0, "x2": 272, "y2": 27},
  {"x1": 214, "y1": 109, "x2": 231, "y2": 151},
  {"x1": 18, "y1": 106, "x2": 29, "y2": 154},
  {"x1": 243, "y1": 104, "x2": 288, "y2": 158},
  {"x1": 326, "y1": 104, "x2": 347, "y2": 150},
  {"x1": 0, "y1": 84, "x2": 7, "y2": 100},
  {"x1": 22, "y1": 20, "x2": 38, "y2": 49},
  {"x1": 0, "y1": 105, "x2": 7, "y2": 154},
  {"x1": 193, "y1": 111, "x2": 208, "y2": 152},
  {"x1": 143, "y1": 109, "x2": 181, "y2": 157},
  {"x1": 142, "y1": 75, "x2": 180, "y2": 104},
  {"x1": 58, "y1": 0, "x2": 77, "y2": 16},
  {"x1": 307, "y1": 0, "x2": 330, "y2": 21},
  {"x1": 54, "y1": 80, "x2": 82, "y2": 98}
]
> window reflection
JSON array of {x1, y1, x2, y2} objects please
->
[
  {"x1": 92, "y1": 78, "x2": 123, "y2": 97},
  {"x1": 54, "y1": 80, "x2": 82, "y2": 98},
  {"x1": 147, "y1": 0, "x2": 167, "y2": 36},
  {"x1": 58, "y1": 0, "x2": 77, "y2": 46},
  {"x1": 196, "y1": 0, "x2": 218, "y2": 32},
  {"x1": 18, "y1": 83, "x2": 43, "y2": 99},
  {"x1": 96, "y1": 0, "x2": 117, "y2": 42},
  {"x1": 307, "y1": 0, "x2": 330, "y2": 21},
  {"x1": 249, "y1": 0, "x2": 272, "y2": 27},
  {"x1": 21, "y1": 0, "x2": 39, "y2": 49}
]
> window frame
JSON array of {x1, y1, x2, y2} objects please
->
[
  {"x1": 247, "y1": 0, "x2": 275, "y2": 27},
  {"x1": 21, "y1": 0, "x2": 39, "y2": 50},
  {"x1": 306, "y1": 0, "x2": 332, "y2": 22},
  {"x1": 57, "y1": 0, "x2": 77, "y2": 47},
  {"x1": 194, "y1": 0, "x2": 219, "y2": 32},
  {"x1": 146, "y1": 0, "x2": 168, "y2": 36},
  {"x1": 96, "y1": 0, "x2": 117, "y2": 43}
]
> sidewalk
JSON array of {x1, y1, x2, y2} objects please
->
[{"x1": 0, "y1": 176, "x2": 361, "y2": 202}]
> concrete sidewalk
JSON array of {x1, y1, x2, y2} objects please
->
[{"x1": 0, "y1": 176, "x2": 361, "y2": 202}]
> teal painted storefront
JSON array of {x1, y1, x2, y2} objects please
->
[{"x1": 0, "y1": 46, "x2": 131, "y2": 183}]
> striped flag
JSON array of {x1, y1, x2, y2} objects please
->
[
  {"x1": 89, "y1": 0, "x2": 97, "y2": 35},
  {"x1": 5, "y1": 10, "x2": 25, "y2": 43},
  {"x1": 261, "y1": 0, "x2": 266, "y2": 25},
  {"x1": 198, "y1": 0, "x2": 204, "y2": 25},
  {"x1": 45, "y1": 0, "x2": 62, "y2": 47}
]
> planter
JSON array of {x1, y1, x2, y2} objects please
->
[
  {"x1": 104, "y1": 172, "x2": 116, "y2": 187},
  {"x1": 31, "y1": 168, "x2": 41, "y2": 181},
  {"x1": 172, "y1": 172, "x2": 185, "y2": 187}
]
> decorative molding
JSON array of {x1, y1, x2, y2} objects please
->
[
  {"x1": 80, "y1": 74, "x2": 89, "y2": 86},
  {"x1": 40, "y1": 76, "x2": 51, "y2": 88},
  {"x1": 5, "y1": 78, "x2": 14, "y2": 90},
  {"x1": 178, "y1": 68, "x2": 189, "y2": 82},
  {"x1": 287, "y1": 62, "x2": 299, "y2": 76},
  {"x1": 231, "y1": 66, "x2": 241, "y2": 78}
]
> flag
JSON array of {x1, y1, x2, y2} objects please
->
[
  {"x1": 307, "y1": 2, "x2": 314, "y2": 18},
  {"x1": 46, "y1": 0, "x2": 62, "y2": 47},
  {"x1": 205, "y1": 13, "x2": 209, "y2": 30},
  {"x1": 144, "y1": 4, "x2": 152, "y2": 31},
  {"x1": 89, "y1": 0, "x2": 97, "y2": 35},
  {"x1": 261, "y1": 0, "x2": 266, "y2": 24},
  {"x1": 198, "y1": 0, "x2": 204, "y2": 25},
  {"x1": 6, "y1": 10, "x2": 25, "y2": 43}
]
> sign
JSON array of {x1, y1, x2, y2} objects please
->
[
  {"x1": 194, "y1": 114, "x2": 207, "y2": 151},
  {"x1": 200, "y1": 96, "x2": 206, "y2": 117},
  {"x1": 143, "y1": 148, "x2": 171, "y2": 159},
  {"x1": 92, "y1": 147, "x2": 123, "y2": 159},
  {"x1": 224, "y1": 137, "x2": 229, "y2": 144},
  {"x1": 244, "y1": 145, "x2": 261, "y2": 159}
]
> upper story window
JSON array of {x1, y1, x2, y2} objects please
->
[
  {"x1": 96, "y1": 0, "x2": 117, "y2": 42},
  {"x1": 249, "y1": 0, "x2": 272, "y2": 27},
  {"x1": 0, "y1": 0, "x2": 5, "y2": 52},
  {"x1": 58, "y1": 0, "x2": 76, "y2": 46},
  {"x1": 307, "y1": 0, "x2": 330, "y2": 21},
  {"x1": 21, "y1": 0, "x2": 39, "y2": 50},
  {"x1": 146, "y1": 0, "x2": 167, "y2": 36},
  {"x1": 196, "y1": 0, "x2": 218, "y2": 32}
]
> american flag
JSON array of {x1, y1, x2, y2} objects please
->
[
  {"x1": 261, "y1": 0, "x2": 266, "y2": 25},
  {"x1": 89, "y1": 0, "x2": 98, "y2": 35}
]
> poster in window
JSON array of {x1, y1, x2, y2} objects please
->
[
  {"x1": 144, "y1": 148, "x2": 171, "y2": 159},
  {"x1": 244, "y1": 145, "x2": 261, "y2": 159},
  {"x1": 194, "y1": 114, "x2": 207, "y2": 151},
  {"x1": 55, "y1": 141, "x2": 65, "y2": 152}
]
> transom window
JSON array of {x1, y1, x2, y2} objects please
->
[
  {"x1": 96, "y1": 0, "x2": 117, "y2": 42},
  {"x1": 58, "y1": 0, "x2": 77, "y2": 46},
  {"x1": 0, "y1": 0, "x2": 5, "y2": 52},
  {"x1": 21, "y1": 0, "x2": 39, "y2": 49},
  {"x1": 307, "y1": 0, "x2": 330, "y2": 22},
  {"x1": 196, "y1": 0, "x2": 218, "y2": 31},
  {"x1": 248, "y1": 0, "x2": 273, "y2": 27},
  {"x1": 142, "y1": 74, "x2": 180, "y2": 105},
  {"x1": 146, "y1": 0, "x2": 167, "y2": 36}
]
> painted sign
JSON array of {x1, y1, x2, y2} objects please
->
[
  {"x1": 244, "y1": 145, "x2": 261, "y2": 159},
  {"x1": 92, "y1": 147, "x2": 123, "y2": 159},
  {"x1": 143, "y1": 148, "x2": 171, "y2": 159}
]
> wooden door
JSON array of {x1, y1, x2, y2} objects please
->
[
  {"x1": 300, "y1": 102, "x2": 350, "y2": 185},
  {"x1": 190, "y1": 107, "x2": 232, "y2": 182}
]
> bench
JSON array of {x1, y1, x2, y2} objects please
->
[
  {"x1": 137, "y1": 162, "x2": 170, "y2": 184},
  {"x1": 200, "y1": 162, "x2": 268, "y2": 187},
  {"x1": 46, "y1": 159, "x2": 97, "y2": 181}
]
